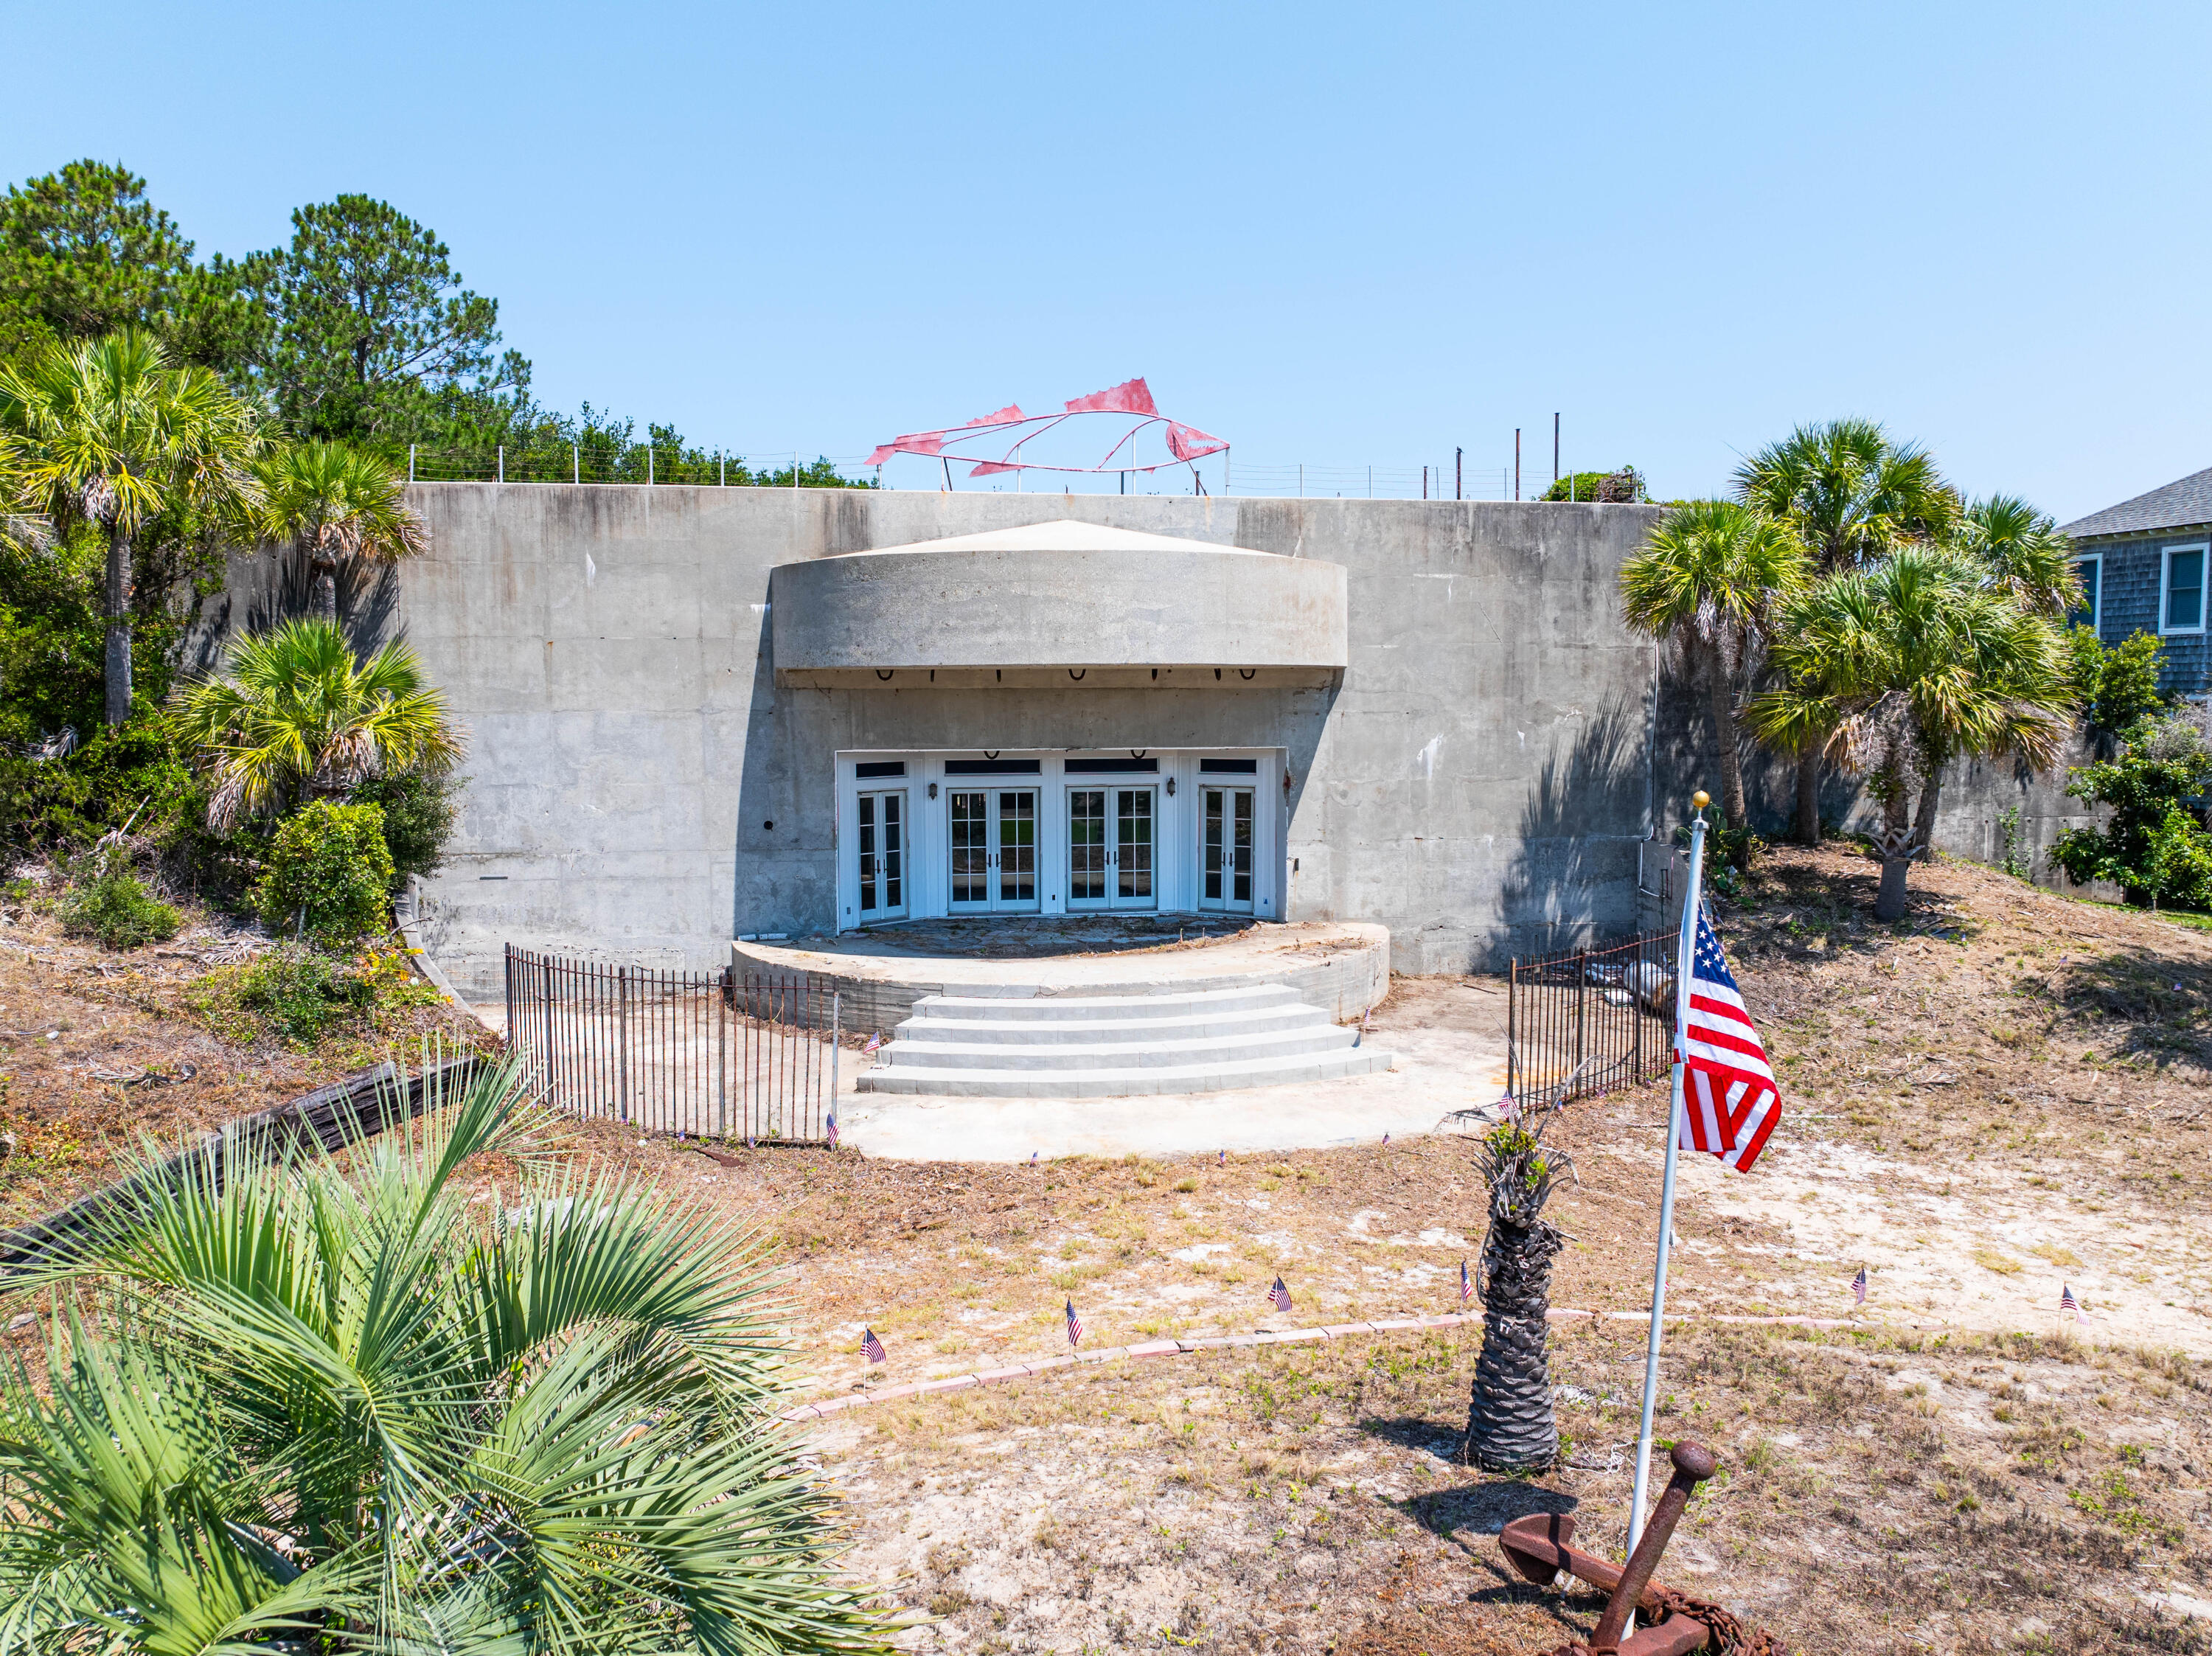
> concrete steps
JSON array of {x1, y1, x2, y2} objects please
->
[{"x1": 855, "y1": 984, "x2": 1393, "y2": 1098}]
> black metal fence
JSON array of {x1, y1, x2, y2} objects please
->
[
  {"x1": 1506, "y1": 928, "x2": 1677, "y2": 1106},
  {"x1": 503, "y1": 946, "x2": 842, "y2": 1144}
]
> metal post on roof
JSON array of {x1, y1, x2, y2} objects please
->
[
  {"x1": 793, "y1": 451, "x2": 799, "y2": 490},
  {"x1": 1514, "y1": 430, "x2": 1521, "y2": 501},
  {"x1": 720, "y1": 453, "x2": 726, "y2": 487},
  {"x1": 572, "y1": 443, "x2": 579, "y2": 484},
  {"x1": 1456, "y1": 447, "x2": 1463, "y2": 501},
  {"x1": 408, "y1": 444, "x2": 415, "y2": 483},
  {"x1": 1554, "y1": 413, "x2": 1560, "y2": 485},
  {"x1": 497, "y1": 445, "x2": 504, "y2": 484}
]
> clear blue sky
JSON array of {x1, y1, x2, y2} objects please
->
[{"x1": 5, "y1": 0, "x2": 2204, "y2": 515}]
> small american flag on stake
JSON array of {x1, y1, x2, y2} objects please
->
[
  {"x1": 1677, "y1": 911, "x2": 1782, "y2": 1172},
  {"x1": 2061, "y1": 1284, "x2": 2084, "y2": 1322},
  {"x1": 863, "y1": 1031, "x2": 882, "y2": 1054},
  {"x1": 1065, "y1": 1298, "x2": 1082, "y2": 1348},
  {"x1": 1460, "y1": 1259, "x2": 1472, "y2": 1304},
  {"x1": 826, "y1": 1114, "x2": 839, "y2": 1149},
  {"x1": 1268, "y1": 1276, "x2": 1293, "y2": 1313},
  {"x1": 1851, "y1": 1264, "x2": 1868, "y2": 1305},
  {"x1": 861, "y1": 1328, "x2": 886, "y2": 1364}
]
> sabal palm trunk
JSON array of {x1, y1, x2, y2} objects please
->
[
  {"x1": 1794, "y1": 751, "x2": 1820, "y2": 844},
  {"x1": 103, "y1": 524, "x2": 132, "y2": 726},
  {"x1": 310, "y1": 554, "x2": 340, "y2": 623},
  {"x1": 1708, "y1": 652, "x2": 1749, "y2": 843},
  {"x1": 1465, "y1": 1216, "x2": 1565, "y2": 1471},
  {"x1": 1875, "y1": 783, "x2": 1915, "y2": 922}
]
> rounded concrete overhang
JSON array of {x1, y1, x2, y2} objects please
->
[{"x1": 769, "y1": 518, "x2": 1346, "y2": 689}]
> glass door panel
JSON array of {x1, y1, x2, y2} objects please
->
[
  {"x1": 949, "y1": 790, "x2": 990, "y2": 911},
  {"x1": 1200, "y1": 786, "x2": 1254, "y2": 913},
  {"x1": 857, "y1": 790, "x2": 907, "y2": 920},
  {"x1": 995, "y1": 789, "x2": 1038, "y2": 910},
  {"x1": 1116, "y1": 788, "x2": 1155, "y2": 905},
  {"x1": 1067, "y1": 789, "x2": 1108, "y2": 909}
]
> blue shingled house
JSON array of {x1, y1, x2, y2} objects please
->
[{"x1": 2061, "y1": 468, "x2": 2212, "y2": 697}]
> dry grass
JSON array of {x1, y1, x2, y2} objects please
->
[
  {"x1": 0, "y1": 895, "x2": 491, "y2": 1228},
  {"x1": 5, "y1": 846, "x2": 2211, "y2": 1652}
]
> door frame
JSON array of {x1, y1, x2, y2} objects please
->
[
  {"x1": 1197, "y1": 782, "x2": 1256, "y2": 914},
  {"x1": 947, "y1": 785, "x2": 1042, "y2": 914},
  {"x1": 853, "y1": 787, "x2": 910, "y2": 922},
  {"x1": 1065, "y1": 782, "x2": 1159, "y2": 912}
]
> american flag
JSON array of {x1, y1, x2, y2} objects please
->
[
  {"x1": 1459, "y1": 1259, "x2": 1472, "y2": 1304},
  {"x1": 1065, "y1": 1298, "x2": 1083, "y2": 1348},
  {"x1": 826, "y1": 1113, "x2": 839, "y2": 1149},
  {"x1": 1677, "y1": 912, "x2": 1782, "y2": 1172},
  {"x1": 2061, "y1": 1284, "x2": 2084, "y2": 1321},
  {"x1": 1851, "y1": 1265, "x2": 1868, "y2": 1305},
  {"x1": 1218, "y1": 1149, "x2": 1225, "y2": 1166},
  {"x1": 861, "y1": 1328, "x2": 886, "y2": 1364},
  {"x1": 1268, "y1": 1276, "x2": 1293, "y2": 1313},
  {"x1": 1029, "y1": 1150, "x2": 1039, "y2": 1167},
  {"x1": 863, "y1": 1031, "x2": 883, "y2": 1054}
]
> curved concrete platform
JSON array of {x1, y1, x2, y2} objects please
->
[{"x1": 731, "y1": 918, "x2": 1389, "y2": 1041}]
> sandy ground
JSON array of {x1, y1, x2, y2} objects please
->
[{"x1": 6, "y1": 844, "x2": 2210, "y2": 1653}]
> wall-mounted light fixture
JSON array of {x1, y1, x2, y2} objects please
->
[
  {"x1": 1166, "y1": 776, "x2": 1176, "y2": 796},
  {"x1": 928, "y1": 782, "x2": 938, "y2": 799}
]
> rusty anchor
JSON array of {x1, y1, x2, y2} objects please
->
[{"x1": 1498, "y1": 1440, "x2": 1781, "y2": 1656}]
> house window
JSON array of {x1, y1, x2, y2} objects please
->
[
  {"x1": 2163, "y1": 543, "x2": 2207, "y2": 635},
  {"x1": 2073, "y1": 553, "x2": 2101, "y2": 633}
]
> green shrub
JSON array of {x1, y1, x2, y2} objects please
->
[
  {"x1": 58, "y1": 853, "x2": 181, "y2": 950},
  {"x1": 1543, "y1": 467, "x2": 1645, "y2": 504},
  {"x1": 253, "y1": 800, "x2": 395, "y2": 945},
  {"x1": 2051, "y1": 715, "x2": 2212, "y2": 909},
  {"x1": 2064, "y1": 626, "x2": 2168, "y2": 737},
  {"x1": 350, "y1": 766, "x2": 461, "y2": 883},
  {"x1": 189, "y1": 942, "x2": 439, "y2": 1047}
]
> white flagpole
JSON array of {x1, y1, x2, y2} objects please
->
[{"x1": 1627, "y1": 790, "x2": 1708, "y2": 1557}]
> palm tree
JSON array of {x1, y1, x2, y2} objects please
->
[
  {"x1": 1733, "y1": 420, "x2": 1959, "y2": 842},
  {"x1": 258, "y1": 439, "x2": 427, "y2": 624},
  {"x1": 172, "y1": 618, "x2": 465, "y2": 831},
  {"x1": 1464, "y1": 1113, "x2": 1575, "y2": 1472},
  {"x1": 1620, "y1": 500, "x2": 1809, "y2": 846},
  {"x1": 1748, "y1": 549, "x2": 2071, "y2": 922},
  {"x1": 0, "y1": 1058, "x2": 894, "y2": 1655},
  {"x1": 0, "y1": 330, "x2": 261, "y2": 726}
]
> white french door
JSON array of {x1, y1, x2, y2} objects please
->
[
  {"x1": 855, "y1": 789, "x2": 908, "y2": 921},
  {"x1": 1199, "y1": 785, "x2": 1255, "y2": 914},
  {"x1": 1066, "y1": 786, "x2": 1157, "y2": 911},
  {"x1": 947, "y1": 788, "x2": 1040, "y2": 914}
]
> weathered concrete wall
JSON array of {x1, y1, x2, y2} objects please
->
[{"x1": 194, "y1": 487, "x2": 1669, "y2": 995}]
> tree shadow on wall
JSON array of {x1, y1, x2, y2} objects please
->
[
  {"x1": 183, "y1": 548, "x2": 403, "y2": 672},
  {"x1": 1498, "y1": 695, "x2": 1647, "y2": 960}
]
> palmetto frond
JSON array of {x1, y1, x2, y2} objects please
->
[
  {"x1": 0, "y1": 331, "x2": 261, "y2": 540},
  {"x1": 1952, "y1": 493, "x2": 2081, "y2": 620},
  {"x1": 170, "y1": 619, "x2": 465, "y2": 830},
  {"x1": 0, "y1": 1058, "x2": 892, "y2": 1656},
  {"x1": 1733, "y1": 418, "x2": 1958, "y2": 572},
  {"x1": 1619, "y1": 498, "x2": 1807, "y2": 675},
  {"x1": 258, "y1": 440, "x2": 428, "y2": 568},
  {"x1": 1749, "y1": 548, "x2": 2072, "y2": 784}
]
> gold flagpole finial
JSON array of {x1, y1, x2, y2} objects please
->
[{"x1": 1691, "y1": 790, "x2": 1710, "y2": 813}]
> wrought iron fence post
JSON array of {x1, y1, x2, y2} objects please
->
[
  {"x1": 717, "y1": 966, "x2": 728, "y2": 1139},
  {"x1": 1506, "y1": 957, "x2": 1517, "y2": 1099},
  {"x1": 541, "y1": 954, "x2": 555, "y2": 1106},
  {"x1": 1573, "y1": 947, "x2": 1588, "y2": 1097},
  {"x1": 830, "y1": 989, "x2": 841, "y2": 1138},
  {"x1": 617, "y1": 965, "x2": 631, "y2": 1125}
]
